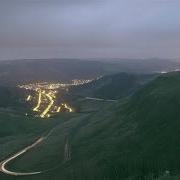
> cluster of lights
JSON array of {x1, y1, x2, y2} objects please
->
[
  {"x1": 20, "y1": 83, "x2": 75, "y2": 118},
  {"x1": 18, "y1": 79, "x2": 95, "y2": 91},
  {"x1": 19, "y1": 78, "x2": 102, "y2": 118},
  {"x1": 24, "y1": 88, "x2": 73, "y2": 118}
]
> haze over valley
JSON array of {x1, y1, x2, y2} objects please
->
[{"x1": 1, "y1": 0, "x2": 180, "y2": 179}]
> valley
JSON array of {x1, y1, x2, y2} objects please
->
[
  {"x1": 18, "y1": 79, "x2": 95, "y2": 118},
  {"x1": 0, "y1": 71, "x2": 180, "y2": 180},
  {"x1": 1, "y1": 0, "x2": 179, "y2": 178}
]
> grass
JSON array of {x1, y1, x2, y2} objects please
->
[{"x1": 2, "y1": 72, "x2": 180, "y2": 179}]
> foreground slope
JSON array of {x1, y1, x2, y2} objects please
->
[
  {"x1": 2, "y1": 72, "x2": 180, "y2": 180},
  {"x1": 66, "y1": 72, "x2": 180, "y2": 179}
]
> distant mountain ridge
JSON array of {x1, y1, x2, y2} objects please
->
[{"x1": 0, "y1": 58, "x2": 180, "y2": 85}]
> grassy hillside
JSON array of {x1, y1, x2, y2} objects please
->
[
  {"x1": 65, "y1": 72, "x2": 180, "y2": 179},
  {"x1": 2, "y1": 72, "x2": 180, "y2": 180},
  {"x1": 69, "y1": 73, "x2": 155, "y2": 99},
  {"x1": 0, "y1": 86, "x2": 27, "y2": 111},
  {"x1": 59, "y1": 72, "x2": 180, "y2": 179}
]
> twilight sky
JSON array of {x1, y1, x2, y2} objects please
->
[{"x1": 0, "y1": 0, "x2": 180, "y2": 60}]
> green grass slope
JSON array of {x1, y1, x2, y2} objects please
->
[
  {"x1": 65, "y1": 72, "x2": 180, "y2": 179},
  {"x1": 0, "y1": 86, "x2": 27, "y2": 110},
  {"x1": 69, "y1": 73, "x2": 154, "y2": 100},
  {"x1": 2, "y1": 72, "x2": 180, "y2": 180}
]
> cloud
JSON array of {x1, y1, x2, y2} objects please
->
[
  {"x1": 0, "y1": 0, "x2": 100, "y2": 7},
  {"x1": 0, "y1": 0, "x2": 180, "y2": 59}
]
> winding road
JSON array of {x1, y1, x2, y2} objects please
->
[
  {"x1": 0, "y1": 96, "x2": 115, "y2": 176},
  {"x1": 0, "y1": 127, "x2": 56, "y2": 176},
  {"x1": 0, "y1": 137, "x2": 44, "y2": 176}
]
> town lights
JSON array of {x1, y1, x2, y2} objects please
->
[{"x1": 19, "y1": 82, "x2": 76, "y2": 118}]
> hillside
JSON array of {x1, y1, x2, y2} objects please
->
[
  {"x1": 46, "y1": 72, "x2": 180, "y2": 179},
  {"x1": 65, "y1": 72, "x2": 180, "y2": 179},
  {"x1": 69, "y1": 73, "x2": 155, "y2": 99},
  {"x1": 0, "y1": 86, "x2": 27, "y2": 111},
  {"x1": 1, "y1": 72, "x2": 180, "y2": 180}
]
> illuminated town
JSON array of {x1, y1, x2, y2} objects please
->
[
  {"x1": 18, "y1": 79, "x2": 93, "y2": 91},
  {"x1": 18, "y1": 79, "x2": 94, "y2": 118}
]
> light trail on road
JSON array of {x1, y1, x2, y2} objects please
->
[
  {"x1": 57, "y1": 106, "x2": 61, "y2": 112},
  {"x1": 0, "y1": 127, "x2": 58, "y2": 176},
  {"x1": 62, "y1": 103, "x2": 73, "y2": 112},
  {"x1": 33, "y1": 89, "x2": 42, "y2": 112},
  {"x1": 0, "y1": 138, "x2": 44, "y2": 176},
  {"x1": 40, "y1": 92, "x2": 54, "y2": 118},
  {"x1": 26, "y1": 95, "x2": 31, "y2": 102}
]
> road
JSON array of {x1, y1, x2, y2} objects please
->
[
  {"x1": 85, "y1": 97, "x2": 117, "y2": 102},
  {"x1": 0, "y1": 137, "x2": 43, "y2": 176},
  {"x1": 40, "y1": 92, "x2": 54, "y2": 118},
  {"x1": 0, "y1": 127, "x2": 56, "y2": 176}
]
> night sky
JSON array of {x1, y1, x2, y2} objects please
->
[{"x1": 0, "y1": 0, "x2": 180, "y2": 60}]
